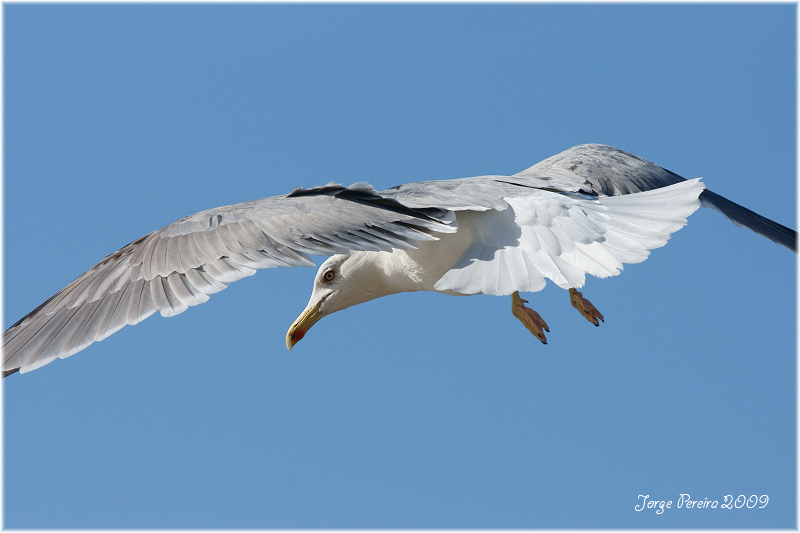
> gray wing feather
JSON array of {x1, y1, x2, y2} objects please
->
[
  {"x1": 380, "y1": 177, "x2": 514, "y2": 210},
  {"x1": 3, "y1": 184, "x2": 456, "y2": 375},
  {"x1": 511, "y1": 144, "x2": 684, "y2": 195}
]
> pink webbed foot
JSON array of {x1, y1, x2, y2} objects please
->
[
  {"x1": 569, "y1": 288, "x2": 605, "y2": 326},
  {"x1": 511, "y1": 291, "x2": 550, "y2": 344}
]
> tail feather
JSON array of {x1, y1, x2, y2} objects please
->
[{"x1": 700, "y1": 190, "x2": 796, "y2": 251}]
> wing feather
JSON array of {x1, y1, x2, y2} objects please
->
[
  {"x1": 435, "y1": 179, "x2": 704, "y2": 295},
  {"x1": 129, "y1": 279, "x2": 156, "y2": 326},
  {"x1": 149, "y1": 276, "x2": 174, "y2": 316}
]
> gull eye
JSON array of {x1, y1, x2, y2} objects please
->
[{"x1": 322, "y1": 269, "x2": 336, "y2": 283}]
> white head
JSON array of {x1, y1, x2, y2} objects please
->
[{"x1": 285, "y1": 252, "x2": 395, "y2": 349}]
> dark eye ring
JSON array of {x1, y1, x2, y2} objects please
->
[{"x1": 322, "y1": 269, "x2": 336, "y2": 283}]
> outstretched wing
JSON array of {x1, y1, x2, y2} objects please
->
[
  {"x1": 3, "y1": 183, "x2": 456, "y2": 376},
  {"x1": 512, "y1": 144, "x2": 796, "y2": 250}
]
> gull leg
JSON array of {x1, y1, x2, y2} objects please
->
[
  {"x1": 569, "y1": 288, "x2": 605, "y2": 326},
  {"x1": 511, "y1": 291, "x2": 549, "y2": 344}
]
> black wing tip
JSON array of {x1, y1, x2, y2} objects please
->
[
  {"x1": 3, "y1": 367, "x2": 20, "y2": 378},
  {"x1": 700, "y1": 189, "x2": 797, "y2": 252}
]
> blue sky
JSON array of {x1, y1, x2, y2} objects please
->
[{"x1": 3, "y1": 4, "x2": 795, "y2": 528}]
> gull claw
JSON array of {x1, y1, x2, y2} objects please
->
[
  {"x1": 569, "y1": 288, "x2": 604, "y2": 326},
  {"x1": 511, "y1": 291, "x2": 549, "y2": 344}
]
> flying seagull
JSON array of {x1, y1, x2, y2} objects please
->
[{"x1": 3, "y1": 144, "x2": 795, "y2": 376}]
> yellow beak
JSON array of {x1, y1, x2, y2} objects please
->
[{"x1": 286, "y1": 300, "x2": 324, "y2": 350}]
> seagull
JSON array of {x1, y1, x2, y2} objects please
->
[{"x1": 3, "y1": 144, "x2": 795, "y2": 376}]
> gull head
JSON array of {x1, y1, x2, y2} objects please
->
[{"x1": 286, "y1": 252, "x2": 394, "y2": 349}]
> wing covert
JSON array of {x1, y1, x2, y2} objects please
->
[{"x1": 511, "y1": 144, "x2": 686, "y2": 196}]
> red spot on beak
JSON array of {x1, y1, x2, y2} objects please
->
[{"x1": 293, "y1": 329, "x2": 305, "y2": 342}]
